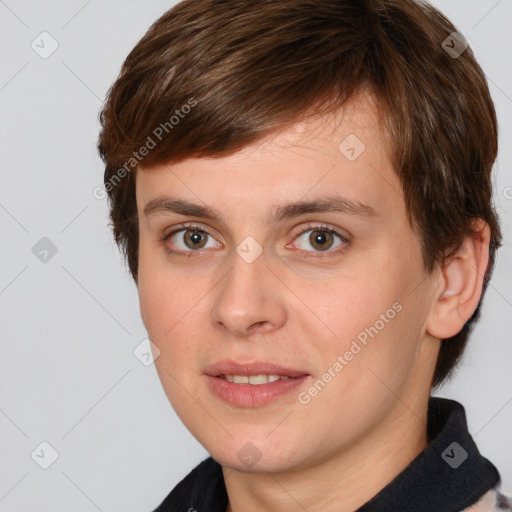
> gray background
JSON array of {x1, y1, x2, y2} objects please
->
[{"x1": 0, "y1": 0, "x2": 511, "y2": 510}]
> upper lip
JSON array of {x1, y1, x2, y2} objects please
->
[{"x1": 204, "y1": 360, "x2": 310, "y2": 378}]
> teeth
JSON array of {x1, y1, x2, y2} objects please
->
[
  {"x1": 224, "y1": 374, "x2": 292, "y2": 385},
  {"x1": 249, "y1": 374, "x2": 268, "y2": 385}
]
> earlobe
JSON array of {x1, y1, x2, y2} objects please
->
[{"x1": 426, "y1": 220, "x2": 490, "y2": 340}]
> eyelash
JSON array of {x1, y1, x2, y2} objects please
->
[{"x1": 159, "y1": 222, "x2": 349, "y2": 258}]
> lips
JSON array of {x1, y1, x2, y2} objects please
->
[
  {"x1": 204, "y1": 360, "x2": 310, "y2": 379},
  {"x1": 204, "y1": 360, "x2": 312, "y2": 406}
]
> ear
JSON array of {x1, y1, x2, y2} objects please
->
[{"x1": 426, "y1": 219, "x2": 491, "y2": 340}]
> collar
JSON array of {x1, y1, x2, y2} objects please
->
[
  {"x1": 357, "y1": 396, "x2": 500, "y2": 511},
  {"x1": 156, "y1": 397, "x2": 500, "y2": 512}
]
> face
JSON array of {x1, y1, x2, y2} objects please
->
[{"x1": 135, "y1": 94, "x2": 440, "y2": 474}]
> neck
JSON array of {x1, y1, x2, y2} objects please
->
[{"x1": 223, "y1": 395, "x2": 429, "y2": 512}]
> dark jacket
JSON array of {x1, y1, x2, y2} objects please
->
[{"x1": 153, "y1": 397, "x2": 511, "y2": 512}]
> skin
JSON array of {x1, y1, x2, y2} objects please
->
[{"x1": 135, "y1": 93, "x2": 490, "y2": 512}]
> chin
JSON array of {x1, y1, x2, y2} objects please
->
[{"x1": 205, "y1": 435, "x2": 306, "y2": 474}]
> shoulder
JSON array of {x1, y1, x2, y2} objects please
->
[
  {"x1": 152, "y1": 456, "x2": 225, "y2": 512},
  {"x1": 463, "y1": 487, "x2": 512, "y2": 512}
]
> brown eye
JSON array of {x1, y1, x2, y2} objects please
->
[
  {"x1": 183, "y1": 229, "x2": 208, "y2": 250},
  {"x1": 293, "y1": 225, "x2": 347, "y2": 254},
  {"x1": 164, "y1": 226, "x2": 220, "y2": 254},
  {"x1": 308, "y1": 230, "x2": 335, "y2": 251}
]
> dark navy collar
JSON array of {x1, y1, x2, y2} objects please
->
[
  {"x1": 357, "y1": 396, "x2": 500, "y2": 511},
  {"x1": 154, "y1": 397, "x2": 500, "y2": 512}
]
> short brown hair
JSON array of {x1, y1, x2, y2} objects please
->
[{"x1": 97, "y1": 0, "x2": 502, "y2": 388}]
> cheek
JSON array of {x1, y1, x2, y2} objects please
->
[
  {"x1": 304, "y1": 266, "x2": 399, "y2": 343},
  {"x1": 138, "y1": 248, "x2": 193, "y2": 341},
  {"x1": 137, "y1": 252, "x2": 215, "y2": 379},
  {"x1": 305, "y1": 261, "x2": 418, "y2": 385}
]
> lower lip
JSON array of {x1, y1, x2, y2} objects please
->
[{"x1": 206, "y1": 375, "x2": 310, "y2": 407}]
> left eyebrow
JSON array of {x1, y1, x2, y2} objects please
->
[
  {"x1": 143, "y1": 194, "x2": 378, "y2": 224},
  {"x1": 269, "y1": 195, "x2": 378, "y2": 223}
]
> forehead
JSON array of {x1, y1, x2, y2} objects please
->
[{"x1": 135, "y1": 92, "x2": 401, "y2": 221}]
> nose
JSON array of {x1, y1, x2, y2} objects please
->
[{"x1": 210, "y1": 248, "x2": 287, "y2": 338}]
